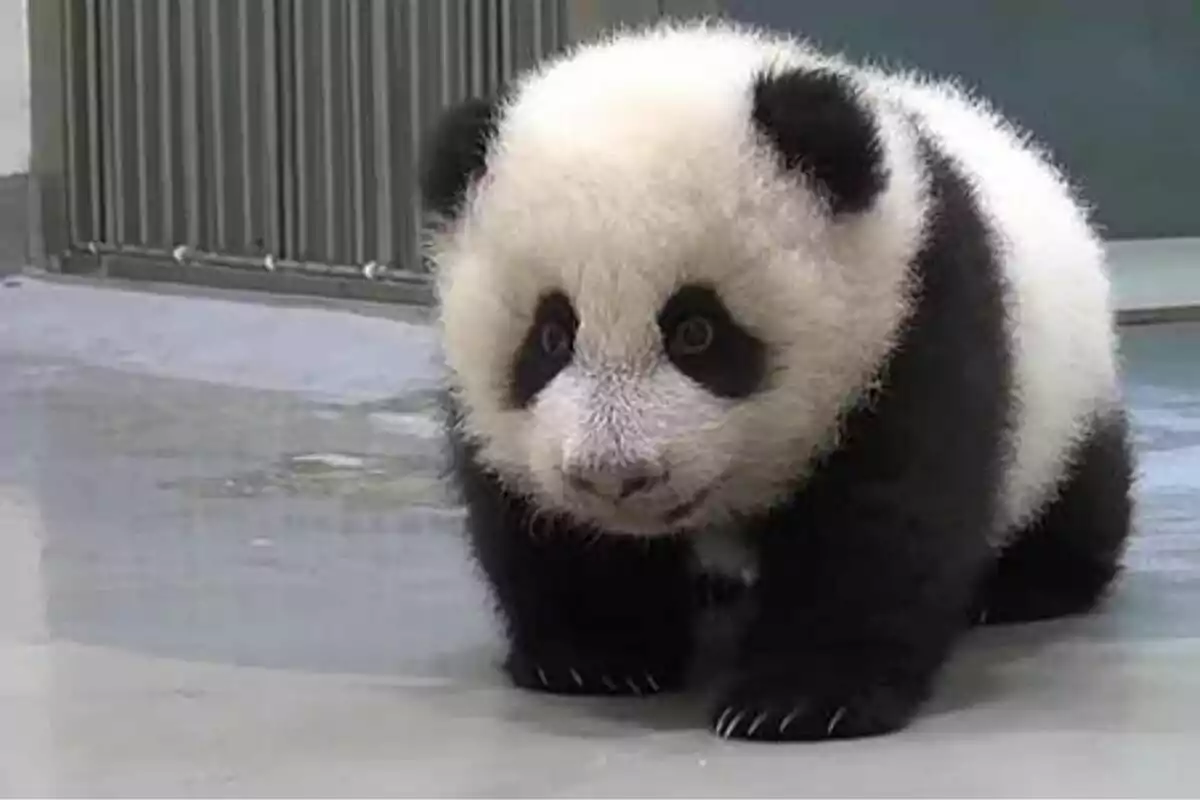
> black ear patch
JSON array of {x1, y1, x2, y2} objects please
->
[
  {"x1": 751, "y1": 68, "x2": 886, "y2": 215},
  {"x1": 419, "y1": 97, "x2": 501, "y2": 220}
]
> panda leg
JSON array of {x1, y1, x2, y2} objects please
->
[
  {"x1": 454, "y1": 477, "x2": 695, "y2": 697},
  {"x1": 976, "y1": 411, "x2": 1135, "y2": 626},
  {"x1": 443, "y1": 397, "x2": 698, "y2": 696},
  {"x1": 474, "y1": 513, "x2": 696, "y2": 696},
  {"x1": 710, "y1": 481, "x2": 992, "y2": 743}
]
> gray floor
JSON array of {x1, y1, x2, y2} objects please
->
[{"x1": 1, "y1": 275, "x2": 1198, "y2": 797}]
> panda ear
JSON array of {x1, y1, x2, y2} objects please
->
[
  {"x1": 419, "y1": 96, "x2": 501, "y2": 220},
  {"x1": 751, "y1": 68, "x2": 886, "y2": 216}
]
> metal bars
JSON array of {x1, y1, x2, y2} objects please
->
[{"x1": 54, "y1": 0, "x2": 570, "y2": 280}]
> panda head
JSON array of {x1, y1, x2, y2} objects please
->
[{"x1": 422, "y1": 23, "x2": 928, "y2": 536}]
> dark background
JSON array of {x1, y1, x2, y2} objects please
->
[{"x1": 723, "y1": 0, "x2": 1199, "y2": 239}]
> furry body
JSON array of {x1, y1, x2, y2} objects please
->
[{"x1": 420, "y1": 21, "x2": 1135, "y2": 741}]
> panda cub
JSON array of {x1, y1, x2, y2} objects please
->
[{"x1": 420, "y1": 21, "x2": 1135, "y2": 741}]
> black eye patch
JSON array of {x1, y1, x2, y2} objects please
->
[
  {"x1": 509, "y1": 291, "x2": 579, "y2": 408},
  {"x1": 657, "y1": 284, "x2": 767, "y2": 399}
]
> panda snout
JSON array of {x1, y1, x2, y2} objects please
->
[{"x1": 563, "y1": 459, "x2": 670, "y2": 503}]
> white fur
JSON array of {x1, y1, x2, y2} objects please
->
[
  {"x1": 863, "y1": 72, "x2": 1121, "y2": 540},
  {"x1": 430, "y1": 21, "x2": 1120, "y2": 545}
]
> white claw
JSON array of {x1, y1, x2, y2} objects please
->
[
  {"x1": 645, "y1": 674, "x2": 659, "y2": 692},
  {"x1": 826, "y1": 706, "x2": 847, "y2": 736},
  {"x1": 569, "y1": 668, "x2": 583, "y2": 687},
  {"x1": 979, "y1": 607, "x2": 990, "y2": 624},
  {"x1": 626, "y1": 677, "x2": 642, "y2": 695},
  {"x1": 723, "y1": 710, "x2": 748, "y2": 739},
  {"x1": 536, "y1": 667, "x2": 549, "y2": 687},
  {"x1": 601, "y1": 675, "x2": 617, "y2": 691},
  {"x1": 714, "y1": 707, "x2": 734, "y2": 736},
  {"x1": 746, "y1": 712, "x2": 769, "y2": 737},
  {"x1": 779, "y1": 708, "x2": 800, "y2": 735}
]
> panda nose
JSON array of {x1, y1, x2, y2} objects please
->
[{"x1": 565, "y1": 460, "x2": 668, "y2": 501}]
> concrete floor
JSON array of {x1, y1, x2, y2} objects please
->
[{"x1": 1, "y1": 275, "x2": 1199, "y2": 797}]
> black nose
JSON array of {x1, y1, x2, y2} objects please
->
[{"x1": 566, "y1": 461, "x2": 667, "y2": 501}]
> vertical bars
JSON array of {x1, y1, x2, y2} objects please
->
[
  {"x1": 133, "y1": 1, "x2": 165, "y2": 248},
  {"x1": 238, "y1": 0, "x2": 254, "y2": 252},
  {"x1": 84, "y1": 0, "x2": 104, "y2": 242},
  {"x1": 278, "y1": 0, "x2": 297, "y2": 262},
  {"x1": 157, "y1": 0, "x2": 177, "y2": 247},
  {"x1": 348, "y1": 2, "x2": 368, "y2": 264},
  {"x1": 132, "y1": 1, "x2": 151, "y2": 244},
  {"x1": 405, "y1": 1, "x2": 423, "y2": 268},
  {"x1": 206, "y1": 0, "x2": 227, "y2": 250},
  {"x1": 263, "y1": 0, "x2": 282, "y2": 256},
  {"x1": 370, "y1": 0, "x2": 394, "y2": 266},
  {"x1": 50, "y1": 0, "x2": 575, "y2": 279},
  {"x1": 178, "y1": 0, "x2": 202, "y2": 247},
  {"x1": 439, "y1": 0, "x2": 453, "y2": 107},
  {"x1": 61, "y1": 0, "x2": 89, "y2": 245},
  {"x1": 103, "y1": 0, "x2": 123, "y2": 245},
  {"x1": 291, "y1": 0, "x2": 309, "y2": 259},
  {"x1": 319, "y1": 0, "x2": 341, "y2": 261},
  {"x1": 469, "y1": 0, "x2": 486, "y2": 97}
]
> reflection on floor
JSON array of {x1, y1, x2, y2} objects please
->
[{"x1": 2, "y1": 277, "x2": 1199, "y2": 797}]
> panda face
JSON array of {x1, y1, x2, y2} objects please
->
[
  {"x1": 426, "y1": 23, "x2": 929, "y2": 536},
  {"x1": 501, "y1": 282, "x2": 769, "y2": 534}
]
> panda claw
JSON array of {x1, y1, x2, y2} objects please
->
[
  {"x1": 715, "y1": 707, "x2": 734, "y2": 737},
  {"x1": 826, "y1": 705, "x2": 847, "y2": 735},
  {"x1": 746, "y1": 711, "x2": 769, "y2": 737},
  {"x1": 723, "y1": 709, "x2": 748, "y2": 739},
  {"x1": 506, "y1": 649, "x2": 682, "y2": 697}
]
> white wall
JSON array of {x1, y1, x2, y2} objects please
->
[{"x1": 0, "y1": 0, "x2": 30, "y2": 176}]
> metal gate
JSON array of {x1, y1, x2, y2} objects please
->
[{"x1": 30, "y1": 0, "x2": 569, "y2": 303}]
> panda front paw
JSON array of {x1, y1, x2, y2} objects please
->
[
  {"x1": 504, "y1": 646, "x2": 685, "y2": 697},
  {"x1": 710, "y1": 666, "x2": 925, "y2": 742}
]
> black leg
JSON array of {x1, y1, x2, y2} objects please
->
[
  {"x1": 444, "y1": 415, "x2": 695, "y2": 697},
  {"x1": 976, "y1": 411, "x2": 1134, "y2": 626},
  {"x1": 492, "y1": 521, "x2": 696, "y2": 697},
  {"x1": 711, "y1": 140, "x2": 1014, "y2": 742},
  {"x1": 712, "y1": 477, "x2": 994, "y2": 741}
]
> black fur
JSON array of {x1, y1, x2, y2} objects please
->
[
  {"x1": 418, "y1": 96, "x2": 500, "y2": 220},
  {"x1": 442, "y1": 396, "x2": 697, "y2": 696},
  {"x1": 708, "y1": 141, "x2": 1013, "y2": 741},
  {"x1": 657, "y1": 283, "x2": 768, "y2": 399},
  {"x1": 976, "y1": 411, "x2": 1134, "y2": 626},
  {"x1": 751, "y1": 68, "x2": 886, "y2": 215},
  {"x1": 510, "y1": 291, "x2": 579, "y2": 409}
]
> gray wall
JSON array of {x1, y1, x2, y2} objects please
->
[{"x1": 722, "y1": 0, "x2": 1199, "y2": 240}]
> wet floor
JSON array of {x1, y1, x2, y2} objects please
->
[{"x1": 2, "y1": 276, "x2": 1199, "y2": 797}]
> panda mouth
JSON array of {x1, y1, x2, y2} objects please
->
[{"x1": 663, "y1": 485, "x2": 715, "y2": 525}]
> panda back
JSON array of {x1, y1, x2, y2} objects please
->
[{"x1": 878, "y1": 73, "x2": 1121, "y2": 537}]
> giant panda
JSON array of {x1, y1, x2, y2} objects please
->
[{"x1": 418, "y1": 20, "x2": 1135, "y2": 742}]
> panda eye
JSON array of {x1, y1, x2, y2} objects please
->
[
  {"x1": 671, "y1": 316, "x2": 714, "y2": 356},
  {"x1": 539, "y1": 321, "x2": 573, "y2": 358}
]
